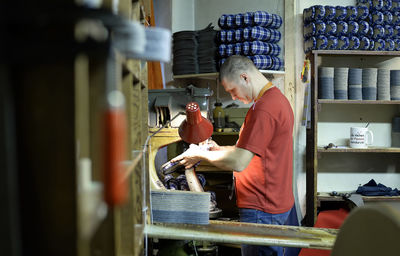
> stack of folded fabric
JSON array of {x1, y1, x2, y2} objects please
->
[
  {"x1": 217, "y1": 11, "x2": 284, "y2": 70},
  {"x1": 303, "y1": 1, "x2": 400, "y2": 53},
  {"x1": 172, "y1": 24, "x2": 218, "y2": 75},
  {"x1": 197, "y1": 24, "x2": 218, "y2": 73},
  {"x1": 172, "y1": 30, "x2": 198, "y2": 75}
]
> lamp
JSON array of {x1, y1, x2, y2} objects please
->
[{"x1": 178, "y1": 102, "x2": 213, "y2": 144}]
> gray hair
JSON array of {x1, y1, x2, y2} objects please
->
[{"x1": 219, "y1": 55, "x2": 258, "y2": 83}]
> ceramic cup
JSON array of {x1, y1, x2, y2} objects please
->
[{"x1": 350, "y1": 127, "x2": 374, "y2": 148}]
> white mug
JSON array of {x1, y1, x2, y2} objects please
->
[{"x1": 350, "y1": 127, "x2": 374, "y2": 148}]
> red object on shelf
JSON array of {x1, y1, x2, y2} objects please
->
[
  {"x1": 104, "y1": 108, "x2": 128, "y2": 206},
  {"x1": 179, "y1": 102, "x2": 213, "y2": 144}
]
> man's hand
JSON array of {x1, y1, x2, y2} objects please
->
[{"x1": 170, "y1": 144, "x2": 205, "y2": 169}]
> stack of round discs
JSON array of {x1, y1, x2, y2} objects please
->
[
  {"x1": 362, "y1": 68, "x2": 378, "y2": 100},
  {"x1": 318, "y1": 67, "x2": 334, "y2": 99},
  {"x1": 197, "y1": 24, "x2": 218, "y2": 74},
  {"x1": 334, "y1": 67, "x2": 349, "y2": 99},
  {"x1": 348, "y1": 68, "x2": 363, "y2": 100},
  {"x1": 172, "y1": 31, "x2": 198, "y2": 75},
  {"x1": 377, "y1": 69, "x2": 390, "y2": 100},
  {"x1": 390, "y1": 70, "x2": 400, "y2": 100}
]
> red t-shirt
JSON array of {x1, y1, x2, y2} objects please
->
[{"x1": 235, "y1": 86, "x2": 294, "y2": 214}]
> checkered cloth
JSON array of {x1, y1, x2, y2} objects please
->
[
  {"x1": 270, "y1": 14, "x2": 283, "y2": 29},
  {"x1": 251, "y1": 27, "x2": 281, "y2": 42},
  {"x1": 218, "y1": 44, "x2": 226, "y2": 57},
  {"x1": 271, "y1": 56, "x2": 284, "y2": 70},
  {"x1": 226, "y1": 15, "x2": 235, "y2": 28},
  {"x1": 244, "y1": 12, "x2": 254, "y2": 26},
  {"x1": 219, "y1": 27, "x2": 281, "y2": 43},
  {"x1": 243, "y1": 27, "x2": 251, "y2": 40},
  {"x1": 218, "y1": 30, "x2": 226, "y2": 42},
  {"x1": 250, "y1": 41, "x2": 271, "y2": 55},
  {"x1": 226, "y1": 29, "x2": 235, "y2": 42},
  {"x1": 242, "y1": 41, "x2": 250, "y2": 55},
  {"x1": 235, "y1": 29, "x2": 243, "y2": 42},
  {"x1": 219, "y1": 55, "x2": 282, "y2": 70},
  {"x1": 235, "y1": 14, "x2": 244, "y2": 27},
  {"x1": 219, "y1": 11, "x2": 282, "y2": 29},
  {"x1": 269, "y1": 43, "x2": 281, "y2": 56},
  {"x1": 218, "y1": 15, "x2": 227, "y2": 28},
  {"x1": 248, "y1": 55, "x2": 273, "y2": 69},
  {"x1": 218, "y1": 42, "x2": 280, "y2": 57},
  {"x1": 253, "y1": 11, "x2": 273, "y2": 27}
]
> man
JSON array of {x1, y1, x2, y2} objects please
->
[{"x1": 171, "y1": 55, "x2": 294, "y2": 256}]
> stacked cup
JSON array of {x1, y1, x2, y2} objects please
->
[
  {"x1": 390, "y1": 69, "x2": 400, "y2": 100},
  {"x1": 362, "y1": 68, "x2": 378, "y2": 100},
  {"x1": 334, "y1": 67, "x2": 349, "y2": 99},
  {"x1": 377, "y1": 68, "x2": 391, "y2": 100},
  {"x1": 348, "y1": 68, "x2": 363, "y2": 100},
  {"x1": 319, "y1": 67, "x2": 335, "y2": 99}
]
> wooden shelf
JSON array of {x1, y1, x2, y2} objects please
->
[
  {"x1": 318, "y1": 100, "x2": 400, "y2": 105},
  {"x1": 173, "y1": 70, "x2": 285, "y2": 80},
  {"x1": 317, "y1": 146, "x2": 400, "y2": 153},
  {"x1": 311, "y1": 50, "x2": 400, "y2": 56},
  {"x1": 318, "y1": 192, "x2": 400, "y2": 202},
  {"x1": 212, "y1": 131, "x2": 239, "y2": 136}
]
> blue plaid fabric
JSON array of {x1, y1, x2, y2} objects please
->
[
  {"x1": 269, "y1": 29, "x2": 281, "y2": 43},
  {"x1": 235, "y1": 13, "x2": 244, "y2": 27},
  {"x1": 251, "y1": 27, "x2": 280, "y2": 42},
  {"x1": 243, "y1": 27, "x2": 251, "y2": 40},
  {"x1": 251, "y1": 26, "x2": 271, "y2": 41},
  {"x1": 235, "y1": 29, "x2": 243, "y2": 42},
  {"x1": 226, "y1": 29, "x2": 235, "y2": 42},
  {"x1": 242, "y1": 41, "x2": 250, "y2": 55},
  {"x1": 250, "y1": 41, "x2": 271, "y2": 55},
  {"x1": 253, "y1": 11, "x2": 273, "y2": 27},
  {"x1": 218, "y1": 44, "x2": 226, "y2": 57},
  {"x1": 234, "y1": 43, "x2": 242, "y2": 55},
  {"x1": 226, "y1": 44, "x2": 234, "y2": 56},
  {"x1": 249, "y1": 55, "x2": 273, "y2": 69},
  {"x1": 270, "y1": 14, "x2": 283, "y2": 29},
  {"x1": 269, "y1": 43, "x2": 281, "y2": 56},
  {"x1": 218, "y1": 14, "x2": 227, "y2": 28},
  {"x1": 244, "y1": 12, "x2": 254, "y2": 26},
  {"x1": 271, "y1": 56, "x2": 284, "y2": 70},
  {"x1": 226, "y1": 15, "x2": 235, "y2": 28},
  {"x1": 218, "y1": 30, "x2": 226, "y2": 42}
]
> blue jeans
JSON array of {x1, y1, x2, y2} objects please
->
[{"x1": 239, "y1": 207, "x2": 292, "y2": 256}]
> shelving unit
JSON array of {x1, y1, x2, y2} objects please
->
[
  {"x1": 305, "y1": 50, "x2": 400, "y2": 227},
  {"x1": 172, "y1": 70, "x2": 285, "y2": 80}
]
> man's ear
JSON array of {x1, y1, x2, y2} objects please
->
[{"x1": 240, "y1": 73, "x2": 248, "y2": 82}]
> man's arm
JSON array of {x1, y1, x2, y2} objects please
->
[{"x1": 170, "y1": 145, "x2": 254, "y2": 172}]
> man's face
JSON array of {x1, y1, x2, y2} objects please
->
[{"x1": 221, "y1": 77, "x2": 252, "y2": 104}]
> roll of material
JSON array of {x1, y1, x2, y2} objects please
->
[
  {"x1": 334, "y1": 67, "x2": 349, "y2": 99},
  {"x1": 151, "y1": 190, "x2": 210, "y2": 225},
  {"x1": 319, "y1": 67, "x2": 334, "y2": 99},
  {"x1": 348, "y1": 68, "x2": 362, "y2": 101},
  {"x1": 377, "y1": 69, "x2": 390, "y2": 100},
  {"x1": 390, "y1": 69, "x2": 400, "y2": 100},
  {"x1": 362, "y1": 68, "x2": 378, "y2": 100}
]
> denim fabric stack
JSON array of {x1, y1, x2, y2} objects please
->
[
  {"x1": 319, "y1": 66, "x2": 400, "y2": 100},
  {"x1": 172, "y1": 24, "x2": 218, "y2": 75},
  {"x1": 303, "y1": 0, "x2": 400, "y2": 52},
  {"x1": 217, "y1": 11, "x2": 284, "y2": 70}
]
